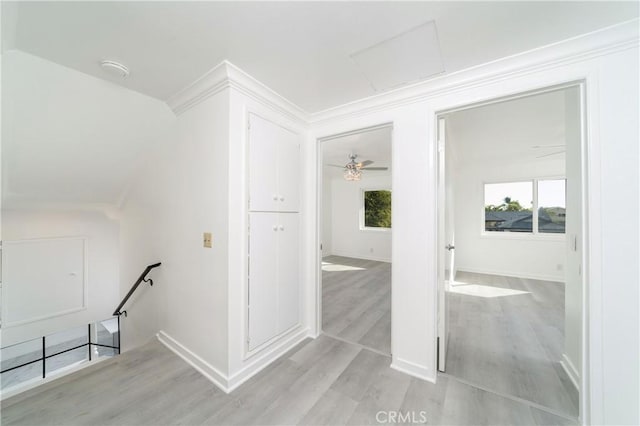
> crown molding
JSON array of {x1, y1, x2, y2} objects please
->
[
  {"x1": 166, "y1": 60, "x2": 308, "y2": 123},
  {"x1": 165, "y1": 19, "x2": 638, "y2": 126},
  {"x1": 309, "y1": 18, "x2": 639, "y2": 124}
]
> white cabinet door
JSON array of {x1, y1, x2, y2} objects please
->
[
  {"x1": 249, "y1": 114, "x2": 279, "y2": 212},
  {"x1": 248, "y1": 113, "x2": 300, "y2": 213},
  {"x1": 248, "y1": 213, "x2": 279, "y2": 350},
  {"x1": 277, "y1": 213, "x2": 300, "y2": 333},
  {"x1": 277, "y1": 128, "x2": 300, "y2": 212}
]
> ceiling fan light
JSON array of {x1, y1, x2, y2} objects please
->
[{"x1": 344, "y1": 168, "x2": 362, "y2": 181}]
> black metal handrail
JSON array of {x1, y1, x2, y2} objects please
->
[
  {"x1": 0, "y1": 319, "x2": 121, "y2": 378},
  {"x1": 113, "y1": 262, "x2": 161, "y2": 316}
]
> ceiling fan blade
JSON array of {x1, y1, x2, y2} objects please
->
[
  {"x1": 532, "y1": 144, "x2": 566, "y2": 149},
  {"x1": 358, "y1": 160, "x2": 374, "y2": 167},
  {"x1": 361, "y1": 167, "x2": 388, "y2": 170},
  {"x1": 536, "y1": 150, "x2": 566, "y2": 159}
]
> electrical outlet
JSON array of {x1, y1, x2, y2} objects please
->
[{"x1": 203, "y1": 232, "x2": 212, "y2": 248}]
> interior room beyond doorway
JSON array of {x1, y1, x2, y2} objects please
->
[
  {"x1": 320, "y1": 126, "x2": 392, "y2": 355},
  {"x1": 438, "y1": 86, "x2": 583, "y2": 419}
]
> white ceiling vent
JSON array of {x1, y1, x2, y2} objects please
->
[{"x1": 350, "y1": 21, "x2": 445, "y2": 92}]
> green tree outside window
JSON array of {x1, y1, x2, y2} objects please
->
[{"x1": 364, "y1": 190, "x2": 392, "y2": 228}]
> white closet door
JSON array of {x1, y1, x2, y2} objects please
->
[
  {"x1": 248, "y1": 213, "x2": 279, "y2": 350},
  {"x1": 277, "y1": 128, "x2": 300, "y2": 212},
  {"x1": 277, "y1": 213, "x2": 300, "y2": 333},
  {"x1": 248, "y1": 114, "x2": 279, "y2": 212}
]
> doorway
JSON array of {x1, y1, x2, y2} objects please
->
[
  {"x1": 318, "y1": 125, "x2": 393, "y2": 355},
  {"x1": 436, "y1": 85, "x2": 584, "y2": 419}
]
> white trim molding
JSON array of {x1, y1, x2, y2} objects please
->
[
  {"x1": 156, "y1": 331, "x2": 229, "y2": 392},
  {"x1": 391, "y1": 357, "x2": 434, "y2": 383},
  {"x1": 166, "y1": 60, "x2": 308, "y2": 123},
  {"x1": 310, "y1": 19, "x2": 639, "y2": 124},
  {"x1": 157, "y1": 328, "x2": 310, "y2": 394},
  {"x1": 229, "y1": 327, "x2": 310, "y2": 392}
]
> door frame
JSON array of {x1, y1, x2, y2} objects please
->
[
  {"x1": 434, "y1": 81, "x2": 588, "y2": 418},
  {"x1": 314, "y1": 123, "x2": 394, "y2": 348}
]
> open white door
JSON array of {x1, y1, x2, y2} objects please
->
[{"x1": 437, "y1": 117, "x2": 455, "y2": 372}]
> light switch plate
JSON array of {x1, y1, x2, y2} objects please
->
[{"x1": 203, "y1": 232, "x2": 212, "y2": 248}]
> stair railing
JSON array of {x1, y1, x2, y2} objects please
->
[{"x1": 113, "y1": 262, "x2": 161, "y2": 317}]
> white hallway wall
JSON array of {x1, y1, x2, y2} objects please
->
[
  {"x1": 308, "y1": 22, "x2": 638, "y2": 425},
  {"x1": 328, "y1": 174, "x2": 392, "y2": 262},
  {"x1": 119, "y1": 90, "x2": 229, "y2": 377},
  {"x1": 120, "y1": 63, "x2": 311, "y2": 391}
]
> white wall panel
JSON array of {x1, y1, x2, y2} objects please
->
[{"x1": 2, "y1": 238, "x2": 86, "y2": 326}]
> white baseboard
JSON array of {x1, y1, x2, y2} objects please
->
[
  {"x1": 228, "y1": 327, "x2": 310, "y2": 392},
  {"x1": 456, "y1": 267, "x2": 564, "y2": 283},
  {"x1": 329, "y1": 250, "x2": 391, "y2": 263},
  {"x1": 560, "y1": 353, "x2": 581, "y2": 391},
  {"x1": 391, "y1": 357, "x2": 435, "y2": 383},
  {"x1": 157, "y1": 328, "x2": 311, "y2": 394},
  {"x1": 156, "y1": 330, "x2": 230, "y2": 392}
]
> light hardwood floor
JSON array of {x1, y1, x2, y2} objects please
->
[
  {"x1": 322, "y1": 255, "x2": 391, "y2": 355},
  {"x1": 1, "y1": 334, "x2": 577, "y2": 426},
  {"x1": 445, "y1": 271, "x2": 579, "y2": 418}
]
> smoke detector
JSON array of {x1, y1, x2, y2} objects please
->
[{"x1": 100, "y1": 60, "x2": 130, "y2": 78}]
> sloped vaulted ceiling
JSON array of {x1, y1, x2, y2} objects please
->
[{"x1": 1, "y1": 50, "x2": 175, "y2": 209}]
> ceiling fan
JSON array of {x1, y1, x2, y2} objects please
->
[
  {"x1": 327, "y1": 154, "x2": 388, "y2": 181},
  {"x1": 532, "y1": 144, "x2": 566, "y2": 159}
]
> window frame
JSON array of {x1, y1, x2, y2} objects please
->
[
  {"x1": 481, "y1": 176, "x2": 566, "y2": 240},
  {"x1": 360, "y1": 187, "x2": 392, "y2": 232}
]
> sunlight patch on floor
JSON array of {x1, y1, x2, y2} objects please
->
[
  {"x1": 322, "y1": 261, "x2": 366, "y2": 272},
  {"x1": 448, "y1": 282, "x2": 530, "y2": 298}
]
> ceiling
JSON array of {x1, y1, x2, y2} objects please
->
[
  {"x1": 322, "y1": 127, "x2": 392, "y2": 178},
  {"x1": 2, "y1": 1, "x2": 637, "y2": 112},
  {"x1": 2, "y1": 50, "x2": 173, "y2": 209},
  {"x1": 445, "y1": 88, "x2": 573, "y2": 166}
]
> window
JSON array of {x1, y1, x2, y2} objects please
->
[
  {"x1": 362, "y1": 190, "x2": 392, "y2": 229},
  {"x1": 484, "y1": 179, "x2": 565, "y2": 234},
  {"x1": 537, "y1": 179, "x2": 566, "y2": 233}
]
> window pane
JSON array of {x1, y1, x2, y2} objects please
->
[
  {"x1": 364, "y1": 190, "x2": 392, "y2": 228},
  {"x1": 484, "y1": 182, "x2": 533, "y2": 232},
  {"x1": 538, "y1": 179, "x2": 566, "y2": 233}
]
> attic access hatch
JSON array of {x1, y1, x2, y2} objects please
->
[{"x1": 350, "y1": 20, "x2": 445, "y2": 92}]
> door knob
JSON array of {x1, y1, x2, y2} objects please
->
[
  {"x1": 272, "y1": 195, "x2": 278, "y2": 201},
  {"x1": 279, "y1": 196, "x2": 285, "y2": 201},
  {"x1": 445, "y1": 244, "x2": 455, "y2": 251},
  {"x1": 279, "y1": 226, "x2": 284, "y2": 231},
  {"x1": 272, "y1": 225, "x2": 278, "y2": 231}
]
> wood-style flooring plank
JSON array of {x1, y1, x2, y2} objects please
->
[
  {"x1": 1, "y1": 335, "x2": 578, "y2": 426},
  {"x1": 322, "y1": 255, "x2": 391, "y2": 355},
  {"x1": 445, "y1": 271, "x2": 579, "y2": 417}
]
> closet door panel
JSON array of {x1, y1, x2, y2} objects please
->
[
  {"x1": 277, "y1": 213, "x2": 300, "y2": 333},
  {"x1": 248, "y1": 114, "x2": 279, "y2": 212},
  {"x1": 248, "y1": 212, "x2": 279, "y2": 350},
  {"x1": 277, "y1": 129, "x2": 300, "y2": 212}
]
